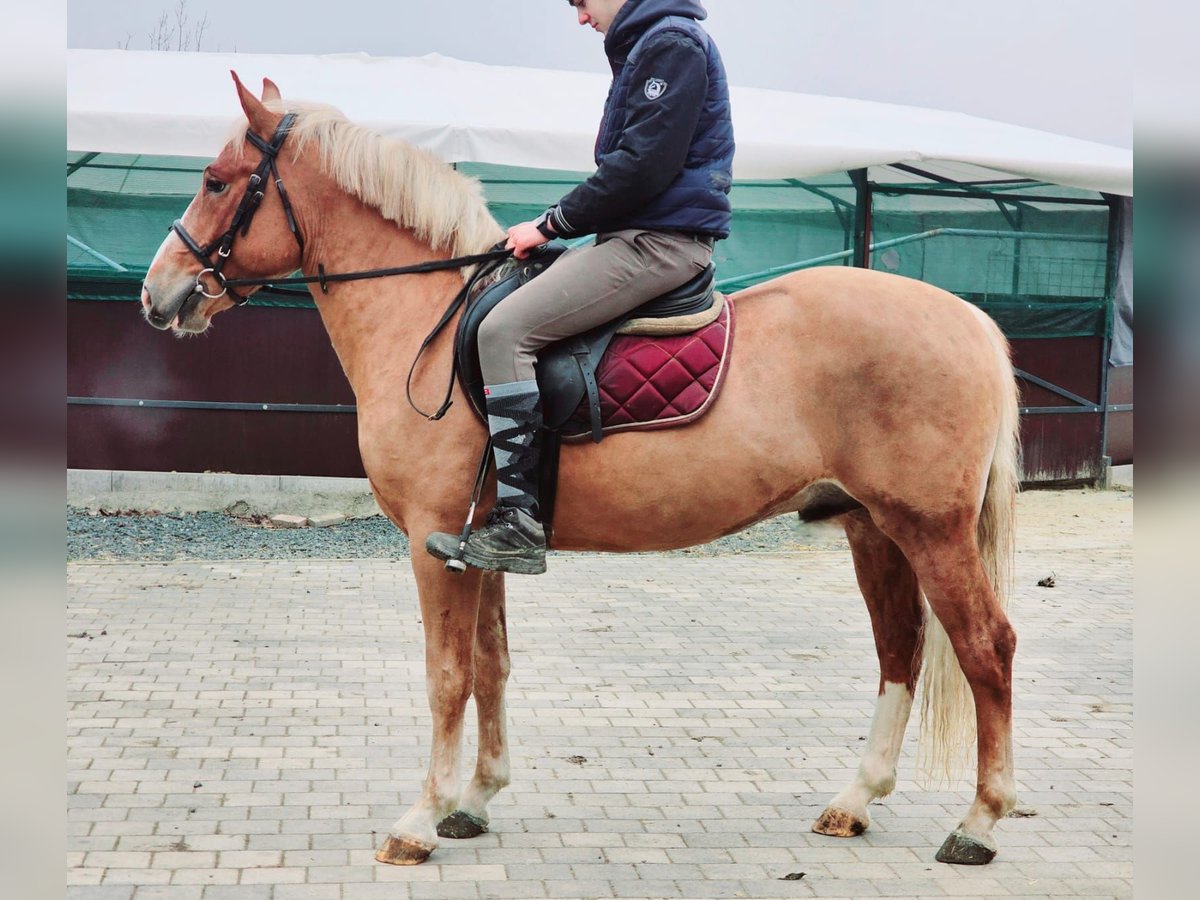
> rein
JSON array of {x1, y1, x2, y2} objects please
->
[
  {"x1": 222, "y1": 248, "x2": 513, "y2": 293},
  {"x1": 404, "y1": 251, "x2": 509, "y2": 421},
  {"x1": 171, "y1": 110, "x2": 515, "y2": 421}
]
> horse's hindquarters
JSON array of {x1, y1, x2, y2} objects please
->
[{"x1": 549, "y1": 267, "x2": 1012, "y2": 554}]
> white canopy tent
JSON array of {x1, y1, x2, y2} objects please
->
[{"x1": 67, "y1": 49, "x2": 1131, "y2": 196}]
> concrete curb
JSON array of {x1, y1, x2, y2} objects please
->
[
  {"x1": 1106, "y1": 464, "x2": 1134, "y2": 490},
  {"x1": 67, "y1": 469, "x2": 383, "y2": 518}
]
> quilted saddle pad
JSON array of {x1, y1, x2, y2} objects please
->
[{"x1": 560, "y1": 298, "x2": 735, "y2": 442}]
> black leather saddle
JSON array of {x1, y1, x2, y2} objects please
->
[{"x1": 453, "y1": 243, "x2": 718, "y2": 443}]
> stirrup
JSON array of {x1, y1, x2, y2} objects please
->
[{"x1": 444, "y1": 438, "x2": 494, "y2": 575}]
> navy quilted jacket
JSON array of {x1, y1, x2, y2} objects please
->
[{"x1": 547, "y1": 0, "x2": 735, "y2": 240}]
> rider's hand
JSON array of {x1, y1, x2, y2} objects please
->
[{"x1": 506, "y1": 220, "x2": 552, "y2": 259}]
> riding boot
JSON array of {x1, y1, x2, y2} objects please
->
[{"x1": 426, "y1": 380, "x2": 548, "y2": 575}]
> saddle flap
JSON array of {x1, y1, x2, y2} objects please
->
[
  {"x1": 536, "y1": 319, "x2": 624, "y2": 431},
  {"x1": 454, "y1": 243, "x2": 568, "y2": 420}
]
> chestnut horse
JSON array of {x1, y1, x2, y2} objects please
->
[{"x1": 141, "y1": 75, "x2": 1020, "y2": 866}]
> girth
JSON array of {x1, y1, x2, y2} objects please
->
[{"x1": 453, "y1": 243, "x2": 718, "y2": 443}]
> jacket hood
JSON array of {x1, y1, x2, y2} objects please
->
[{"x1": 604, "y1": 0, "x2": 708, "y2": 62}]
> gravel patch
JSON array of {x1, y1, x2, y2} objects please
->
[
  {"x1": 67, "y1": 507, "x2": 844, "y2": 562},
  {"x1": 68, "y1": 489, "x2": 1130, "y2": 563}
]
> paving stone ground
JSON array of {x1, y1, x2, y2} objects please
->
[{"x1": 68, "y1": 489, "x2": 1132, "y2": 899}]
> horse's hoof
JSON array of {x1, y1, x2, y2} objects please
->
[
  {"x1": 374, "y1": 834, "x2": 436, "y2": 865},
  {"x1": 811, "y1": 806, "x2": 868, "y2": 837},
  {"x1": 437, "y1": 810, "x2": 488, "y2": 839},
  {"x1": 935, "y1": 829, "x2": 997, "y2": 865}
]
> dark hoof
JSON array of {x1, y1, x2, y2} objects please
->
[
  {"x1": 374, "y1": 834, "x2": 435, "y2": 866},
  {"x1": 936, "y1": 830, "x2": 997, "y2": 865},
  {"x1": 437, "y1": 810, "x2": 488, "y2": 839},
  {"x1": 811, "y1": 806, "x2": 867, "y2": 837}
]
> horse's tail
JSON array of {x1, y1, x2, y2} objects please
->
[{"x1": 918, "y1": 313, "x2": 1020, "y2": 784}]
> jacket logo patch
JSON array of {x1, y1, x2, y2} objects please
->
[{"x1": 644, "y1": 78, "x2": 668, "y2": 100}]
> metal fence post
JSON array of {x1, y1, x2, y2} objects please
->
[
  {"x1": 1097, "y1": 194, "x2": 1122, "y2": 476},
  {"x1": 850, "y1": 169, "x2": 871, "y2": 268}
]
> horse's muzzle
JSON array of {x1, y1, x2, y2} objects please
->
[
  {"x1": 146, "y1": 306, "x2": 173, "y2": 330},
  {"x1": 142, "y1": 282, "x2": 193, "y2": 331}
]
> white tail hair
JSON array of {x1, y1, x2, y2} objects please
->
[{"x1": 917, "y1": 311, "x2": 1020, "y2": 784}]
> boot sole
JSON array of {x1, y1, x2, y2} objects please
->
[{"x1": 464, "y1": 553, "x2": 547, "y2": 575}]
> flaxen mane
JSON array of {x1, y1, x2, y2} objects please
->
[{"x1": 232, "y1": 101, "x2": 505, "y2": 270}]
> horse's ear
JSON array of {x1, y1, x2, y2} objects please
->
[
  {"x1": 261, "y1": 77, "x2": 282, "y2": 104},
  {"x1": 231, "y1": 70, "x2": 274, "y2": 133}
]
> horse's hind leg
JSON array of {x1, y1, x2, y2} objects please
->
[
  {"x1": 814, "y1": 510, "x2": 923, "y2": 838},
  {"x1": 891, "y1": 516, "x2": 1017, "y2": 864},
  {"x1": 438, "y1": 571, "x2": 511, "y2": 839}
]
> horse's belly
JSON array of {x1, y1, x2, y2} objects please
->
[{"x1": 548, "y1": 433, "x2": 812, "y2": 552}]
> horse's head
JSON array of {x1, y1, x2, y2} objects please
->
[{"x1": 141, "y1": 73, "x2": 306, "y2": 334}]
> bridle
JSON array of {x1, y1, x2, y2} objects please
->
[
  {"x1": 166, "y1": 107, "x2": 517, "y2": 422},
  {"x1": 171, "y1": 113, "x2": 305, "y2": 306},
  {"x1": 168, "y1": 110, "x2": 512, "y2": 306}
]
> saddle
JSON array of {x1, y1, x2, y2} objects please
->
[
  {"x1": 455, "y1": 243, "x2": 730, "y2": 440},
  {"x1": 452, "y1": 243, "x2": 735, "y2": 534}
]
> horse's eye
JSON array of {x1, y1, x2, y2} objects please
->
[{"x1": 205, "y1": 177, "x2": 228, "y2": 195}]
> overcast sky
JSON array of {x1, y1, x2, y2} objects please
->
[{"x1": 67, "y1": 0, "x2": 1132, "y2": 148}]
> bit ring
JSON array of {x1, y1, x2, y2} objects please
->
[{"x1": 195, "y1": 267, "x2": 228, "y2": 299}]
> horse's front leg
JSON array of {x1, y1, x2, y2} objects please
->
[
  {"x1": 376, "y1": 550, "x2": 482, "y2": 865},
  {"x1": 438, "y1": 570, "x2": 512, "y2": 839}
]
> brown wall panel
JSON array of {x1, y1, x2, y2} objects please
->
[
  {"x1": 1009, "y1": 337, "x2": 1106, "y2": 483},
  {"x1": 69, "y1": 300, "x2": 354, "y2": 405},
  {"x1": 1010, "y1": 336, "x2": 1102, "y2": 407},
  {"x1": 1017, "y1": 413, "x2": 1105, "y2": 483},
  {"x1": 68, "y1": 405, "x2": 364, "y2": 477},
  {"x1": 69, "y1": 299, "x2": 364, "y2": 477}
]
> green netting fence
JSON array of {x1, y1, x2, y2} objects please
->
[{"x1": 68, "y1": 154, "x2": 1114, "y2": 339}]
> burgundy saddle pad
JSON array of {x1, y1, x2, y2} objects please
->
[{"x1": 560, "y1": 299, "x2": 735, "y2": 442}]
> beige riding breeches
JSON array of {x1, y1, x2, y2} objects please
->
[{"x1": 477, "y1": 228, "x2": 714, "y2": 385}]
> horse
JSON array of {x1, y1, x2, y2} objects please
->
[{"x1": 140, "y1": 73, "x2": 1020, "y2": 867}]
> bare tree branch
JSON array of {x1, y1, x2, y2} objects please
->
[
  {"x1": 174, "y1": 0, "x2": 189, "y2": 52},
  {"x1": 140, "y1": 1, "x2": 210, "y2": 52},
  {"x1": 148, "y1": 11, "x2": 173, "y2": 51},
  {"x1": 193, "y1": 13, "x2": 209, "y2": 52}
]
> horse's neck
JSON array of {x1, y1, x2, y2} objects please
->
[{"x1": 303, "y1": 199, "x2": 466, "y2": 413}]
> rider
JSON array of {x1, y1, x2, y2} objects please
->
[{"x1": 427, "y1": 0, "x2": 735, "y2": 574}]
